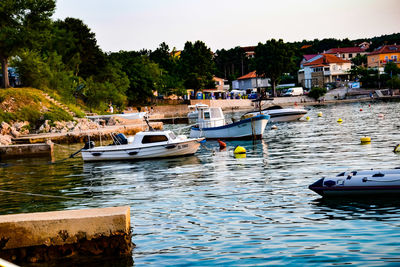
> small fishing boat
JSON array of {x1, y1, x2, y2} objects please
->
[
  {"x1": 309, "y1": 169, "x2": 400, "y2": 197},
  {"x1": 189, "y1": 106, "x2": 269, "y2": 140},
  {"x1": 187, "y1": 103, "x2": 209, "y2": 122},
  {"x1": 81, "y1": 131, "x2": 204, "y2": 162},
  {"x1": 242, "y1": 105, "x2": 307, "y2": 122}
]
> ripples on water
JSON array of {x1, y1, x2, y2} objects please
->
[{"x1": 1, "y1": 101, "x2": 400, "y2": 266}]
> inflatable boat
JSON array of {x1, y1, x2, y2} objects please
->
[{"x1": 309, "y1": 169, "x2": 400, "y2": 197}]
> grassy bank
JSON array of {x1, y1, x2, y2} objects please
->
[{"x1": 0, "y1": 88, "x2": 84, "y2": 130}]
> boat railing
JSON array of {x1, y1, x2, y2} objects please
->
[{"x1": 198, "y1": 118, "x2": 225, "y2": 129}]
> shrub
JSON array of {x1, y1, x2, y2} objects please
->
[
  {"x1": 43, "y1": 107, "x2": 74, "y2": 122},
  {"x1": 308, "y1": 87, "x2": 327, "y2": 101}
]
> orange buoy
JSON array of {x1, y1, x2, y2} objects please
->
[{"x1": 217, "y1": 139, "x2": 226, "y2": 149}]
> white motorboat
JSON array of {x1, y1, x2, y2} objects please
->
[
  {"x1": 187, "y1": 103, "x2": 209, "y2": 122},
  {"x1": 189, "y1": 106, "x2": 269, "y2": 140},
  {"x1": 242, "y1": 105, "x2": 307, "y2": 122},
  {"x1": 81, "y1": 131, "x2": 204, "y2": 162},
  {"x1": 309, "y1": 169, "x2": 400, "y2": 197}
]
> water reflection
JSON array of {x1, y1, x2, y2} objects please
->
[{"x1": 311, "y1": 197, "x2": 400, "y2": 221}]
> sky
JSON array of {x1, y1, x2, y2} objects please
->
[{"x1": 53, "y1": 0, "x2": 400, "y2": 53}]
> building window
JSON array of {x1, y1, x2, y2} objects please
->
[
  {"x1": 324, "y1": 67, "x2": 329, "y2": 71},
  {"x1": 349, "y1": 53, "x2": 353, "y2": 58},
  {"x1": 342, "y1": 54, "x2": 345, "y2": 58}
]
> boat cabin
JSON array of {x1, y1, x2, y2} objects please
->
[
  {"x1": 196, "y1": 106, "x2": 225, "y2": 128},
  {"x1": 130, "y1": 130, "x2": 182, "y2": 146}
]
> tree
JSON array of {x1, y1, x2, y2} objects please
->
[
  {"x1": 351, "y1": 54, "x2": 367, "y2": 66},
  {"x1": 308, "y1": 87, "x2": 327, "y2": 101},
  {"x1": 51, "y1": 18, "x2": 106, "y2": 79},
  {"x1": 214, "y1": 47, "x2": 250, "y2": 82},
  {"x1": 109, "y1": 51, "x2": 162, "y2": 104},
  {"x1": 0, "y1": 0, "x2": 55, "y2": 88},
  {"x1": 180, "y1": 41, "x2": 216, "y2": 95},
  {"x1": 254, "y1": 39, "x2": 295, "y2": 97},
  {"x1": 149, "y1": 42, "x2": 184, "y2": 96},
  {"x1": 384, "y1": 62, "x2": 400, "y2": 76}
]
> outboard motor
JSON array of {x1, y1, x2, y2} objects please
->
[
  {"x1": 84, "y1": 141, "x2": 95, "y2": 149},
  {"x1": 113, "y1": 133, "x2": 128, "y2": 145}
]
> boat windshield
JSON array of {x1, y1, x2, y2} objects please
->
[
  {"x1": 142, "y1": 135, "x2": 168, "y2": 144},
  {"x1": 169, "y1": 132, "x2": 176, "y2": 140}
]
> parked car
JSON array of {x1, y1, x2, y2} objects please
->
[{"x1": 283, "y1": 87, "x2": 303, "y2": 97}]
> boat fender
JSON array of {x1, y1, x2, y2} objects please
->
[
  {"x1": 394, "y1": 144, "x2": 400, "y2": 153},
  {"x1": 217, "y1": 139, "x2": 226, "y2": 149}
]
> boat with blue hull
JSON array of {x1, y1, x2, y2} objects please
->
[
  {"x1": 189, "y1": 106, "x2": 269, "y2": 140},
  {"x1": 309, "y1": 169, "x2": 400, "y2": 197}
]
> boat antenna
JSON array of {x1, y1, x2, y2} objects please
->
[{"x1": 144, "y1": 114, "x2": 155, "y2": 131}]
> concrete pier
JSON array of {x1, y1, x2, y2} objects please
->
[
  {"x1": 0, "y1": 142, "x2": 53, "y2": 159},
  {"x1": 0, "y1": 206, "x2": 133, "y2": 264}
]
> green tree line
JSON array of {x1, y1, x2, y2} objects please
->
[{"x1": 1, "y1": 0, "x2": 399, "y2": 110}]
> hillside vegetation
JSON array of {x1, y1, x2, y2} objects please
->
[{"x1": 0, "y1": 88, "x2": 84, "y2": 130}]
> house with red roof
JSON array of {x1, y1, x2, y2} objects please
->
[
  {"x1": 367, "y1": 45, "x2": 400, "y2": 69},
  {"x1": 325, "y1": 47, "x2": 368, "y2": 61},
  {"x1": 232, "y1": 71, "x2": 270, "y2": 93},
  {"x1": 202, "y1": 76, "x2": 230, "y2": 99},
  {"x1": 298, "y1": 54, "x2": 352, "y2": 89}
]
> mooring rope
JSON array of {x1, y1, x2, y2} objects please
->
[{"x1": 0, "y1": 189, "x2": 85, "y2": 200}]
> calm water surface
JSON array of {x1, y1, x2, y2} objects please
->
[{"x1": 1, "y1": 101, "x2": 400, "y2": 266}]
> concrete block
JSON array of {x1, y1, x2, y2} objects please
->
[
  {"x1": 0, "y1": 206, "x2": 132, "y2": 263},
  {"x1": 0, "y1": 142, "x2": 53, "y2": 159}
]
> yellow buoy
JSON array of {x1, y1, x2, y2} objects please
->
[
  {"x1": 234, "y1": 145, "x2": 246, "y2": 158},
  {"x1": 234, "y1": 153, "x2": 246, "y2": 159},
  {"x1": 306, "y1": 116, "x2": 310, "y2": 121},
  {"x1": 360, "y1": 136, "x2": 371, "y2": 144},
  {"x1": 234, "y1": 146, "x2": 246, "y2": 154},
  {"x1": 317, "y1": 112, "x2": 322, "y2": 117},
  {"x1": 394, "y1": 144, "x2": 400, "y2": 153},
  {"x1": 337, "y1": 118, "x2": 343, "y2": 123}
]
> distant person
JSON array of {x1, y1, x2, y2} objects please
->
[{"x1": 109, "y1": 104, "x2": 114, "y2": 113}]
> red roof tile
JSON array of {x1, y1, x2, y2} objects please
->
[
  {"x1": 303, "y1": 54, "x2": 351, "y2": 66},
  {"x1": 368, "y1": 45, "x2": 400, "y2": 55},
  {"x1": 303, "y1": 54, "x2": 319, "y2": 61},
  {"x1": 237, "y1": 71, "x2": 257, "y2": 80},
  {"x1": 326, "y1": 47, "x2": 366, "y2": 54}
]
